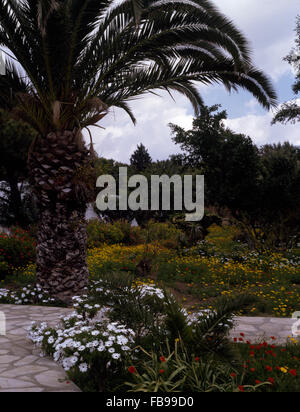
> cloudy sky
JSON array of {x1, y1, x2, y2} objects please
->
[{"x1": 87, "y1": 0, "x2": 300, "y2": 162}]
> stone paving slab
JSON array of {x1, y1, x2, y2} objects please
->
[
  {"x1": 0, "y1": 304, "x2": 299, "y2": 392},
  {"x1": 231, "y1": 316, "x2": 297, "y2": 344},
  {"x1": 0, "y1": 305, "x2": 80, "y2": 392}
]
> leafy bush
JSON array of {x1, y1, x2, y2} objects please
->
[
  {"x1": 125, "y1": 342, "x2": 264, "y2": 392},
  {"x1": 0, "y1": 259, "x2": 9, "y2": 281},
  {"x1": 27, "y1": 272, "x2": 259, "y2": 392},
  {"x1": 0, "y1": 227, "x2": 36, "y2": 279},
  {"x1": 143, "y1": 221, "x2": 184, "y2": 246},
  {"x1": 87, "y1": 220, "x2": 125, "y2": 248}
]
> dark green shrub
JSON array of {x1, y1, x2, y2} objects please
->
[
  {"x1": 87, "y1": 220, "x2": 125, "y2": 247},
  {"x1": 0, "y1": 227, "x2": 36, "y2": 277}
]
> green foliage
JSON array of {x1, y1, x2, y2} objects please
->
[
  {"x1": 87, "y1": 219, "x2": 184, "y2": 249},
  {"x1": 272, "y1": 15, "x2": 300, "y2": 124},
  {"x1": 142, "y1": 221, "x2": 184, "y2": 249},
  {"x1": 272, "y1": 101, "x2": 300, "y2": 125},
  {"x1": 0, "y1": 0, "x2": 276, "y2": 136},
  {"x1": 171, "y1": 105, "x2": 300, "y2": 248},
  {"x1": 125, "y1": 343, "x2": 260, "y2": 392},
  {"x1": 26, "y1": 270, "x2": 265, "y2": 392},
  {"x1": 205, "y1": 224, "x2": 245, "y2": 256},
  {"x1": 170, "y1": 105, "x2": 261, "y2": 213},
  {"x1": 242, "y1": 143, "x2": 300, "y2": 250},
  {"x1": 0, "y1": 110, "x2": 37, "y2": 228},
  {"x1": 87, "y1": 220, "x2": 127, "y2": 248},
  {"x1": 0, "y1": 227, "x2": 36, "y2": 278},
  {"x1": 0, "y1": 259, "x2": 9, "y2": 282},
  {"x1": 130, "y1": 144, "x2": 152, "y2": 172},
  {"x1": 236, "y1": 340, "x2": 300, "y2": 393}
]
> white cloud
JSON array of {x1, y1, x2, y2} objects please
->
[
  {"x1": 216, "y1": 0, "x2": 299, "y2": 80},
  {"x1": 85, "y1": 92, "x2": 193, "y2": 162},
  {"x1": 224, "y1": 112, "x2": 300, "y2": 147},
  {"x1": 86, "y1": 93, "x2": 300, "y2": 165}
]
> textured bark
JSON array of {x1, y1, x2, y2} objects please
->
[
  {"x1": 28, "y1": 130, "x2": 94, "y2": 303},
  {"x1": 37, "y1": 208, "x2": 89, "y2": 303}
]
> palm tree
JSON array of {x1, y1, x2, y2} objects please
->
[{"x1": 0, "y1": 0, "x2": 277, "y2": 302}]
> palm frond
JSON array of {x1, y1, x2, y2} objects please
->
[{"x1": 0, "y1": 0, "x2": 277, "y2": 133}]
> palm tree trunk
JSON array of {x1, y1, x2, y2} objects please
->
[
  {"x1": 28, "y1": 130, "x2": 94, "y2": 303},
  {"x1": 37, "y1": 207, "x2": 88, "y2": 303}
]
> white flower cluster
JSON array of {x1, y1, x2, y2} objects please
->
[
  {"x1": 182, "y1": 308, "x2": 232, "y2": 329},
  {"x1": 136, "y1": 284, "x2": 165, "y2": 300},
  {"x1": 27, "y1": 308, "x2": 135, "y2": 375},
  {"x1": 0, "y1": 284, "x2": 57, "y2": 305}
]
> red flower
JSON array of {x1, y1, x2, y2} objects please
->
[
  {"x1": 239, "y1": 338, "x2": 244, "y2": 342},
  {"x1": 240, "y1": 333, "x2": 245, "y2": 337},
  {"x1": 250, "y1": 368, "x2": 255, "y2": 373},
  {"x1": 268, "y1": 377, "x2": 275, "y2": 385},
  {"x1": 271, "y1": 352, "x2": 277, "y2": 358},
  {"x1": 128, "y1": 366, "x2": 136, "y2": 374},
  {"x1": 266, "y1": 366, "x2": 272, "y2": 372},
  {"x1": 233, "y1": 338, "x2": 237, "y2": 342},
  {"x1": 238, "y1": 385, "x2": 245, "y2": 392},
  {"x1": 160, "y1": 356, "x2": 166, "y2": 363},
  {"x1": 230, "y1": 373, "x2": 237, "y2": 378},
  {"x1": 270, "y1": 336, "x2": 276, "y2": 340},
  {"x1": 289, "y1": 369, "x2": 297, "y2": 377},
  {"x1": 195, "y1": 357, "x2": 200, "y2": 362},
  {"x1": 160, "y1": 369, "x2": 165, "y2": 374},
  {"x1": 255, "y1": 380, "x2": 261, "y2": 385}
]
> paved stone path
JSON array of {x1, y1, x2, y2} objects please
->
[
  {"x1": 231, "y1": 316, "x2": 297, "y2": 345},
  {"x1": 0, "y1": 304, "x2": 79, "y2": 392},
  {"x1": 0, "y1": 304, "x2": 298, "y2": 392}
]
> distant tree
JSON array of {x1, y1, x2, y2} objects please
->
[
  {"x1": 170, "y1": 105, "x2": 261, "y2": 213},
  {"x1": 0, "y1": 110, "x2": 37, "y2": 227},
  {"x1": 243, "y1": 142, "x2": 300, "y2": 249},
  {"x1": 259, "y1": 142, "x2": 300, "y2": 221},
  {"x1": 130, "y1": 144, "x2": 152, "y2": 172},
  {"x1": 273, "y1": 16, "x2": 300, "y2": 125},
  {"x1": 171, "y1": 106, "x2": 300, "y2": 248}
]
